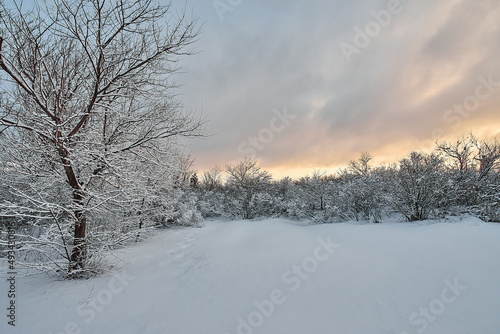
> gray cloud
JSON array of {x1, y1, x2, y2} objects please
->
[{"x1": 174, "y1": 0, "x2": 500, "y2": 177}]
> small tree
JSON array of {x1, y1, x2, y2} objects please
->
[
  {"x1": 337, "y1": 153, "x2": 385, "y2": 223},
  {"x1": 394, "y1": 152, "x2": 446, "y2": 221},
  {"x1": 348, "y1": 152, "x2": 372, "y2": 176},
  {"x1": 472, "y1": 137, "x2": 500, "y2": 222},
  {"x1": 225, "y1": 158, "x2": 272, "y2": 219},
  {"x1": 436, "y1": 135, "x2": 475, "y2": 172},
  {"x1": 473, "y1": 137, "x2": 500, "y2": 181},
  {"x1": 201, "y1": 166, "x2": 223, "y2": 191}
]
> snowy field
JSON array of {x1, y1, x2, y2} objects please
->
[{"x1": 2, "y1": 217, "x2": 500, "y2": 334}]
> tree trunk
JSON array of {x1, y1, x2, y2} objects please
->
[
  {"x1": 58, "y1": 145, "x2": 87, "y2": 273},
  {"x1": 69, "y1": 195, "x2": 87, "y2": 272},
  {"x1": 70, "y1": 191, "x2": 87, "y2": 272}
]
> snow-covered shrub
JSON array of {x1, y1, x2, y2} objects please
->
[
  {"x1": 171, "y1": 190, "x2": 204, "y2": 227},
  {"x1": 393, "y1": 152, "x2": 447, "y2": 221},
  {"x1": 473, "y1": 174, "x2": 500, "y2": 222}
]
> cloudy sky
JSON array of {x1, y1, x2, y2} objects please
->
[{"x1": 171, "y1": 0, "x2": 500, "y2": 178}]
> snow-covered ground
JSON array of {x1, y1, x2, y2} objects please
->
[{"x1": 2, "y1": 217, "x2": 500, "y2": 334}]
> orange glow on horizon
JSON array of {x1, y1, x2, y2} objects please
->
[{"x1": 193, "y1": 124, "x2": 500, "y2": 181}]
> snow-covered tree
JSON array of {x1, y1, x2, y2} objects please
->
[
  {"x1": 200, "y1": 167, "x2": 223, "y2": 191},
  {"x1": 473, "y1": 137, "x2": 500, "y2": 182},
  {"x1": 0, "y1": 0, "x2": 202, "y2": 275},
  {"x1": 225, "y1": 158, "x2": 272, "y2": 219},
  {"x1": 393, "y1": 152, "x2": 446, "y2": 221},
  {"x1": 335, "y1": 154, "x2": 388, "y2": 223},
  {"x1": 437, "y1": 135, "x2": 475, "y2": 172}
]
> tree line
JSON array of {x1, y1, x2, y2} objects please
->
[{"x1": 194, "y1": 135, "x2": 500, "y2": 224}]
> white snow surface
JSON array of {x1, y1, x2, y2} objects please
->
[{"x1": 2, "y1": 217, "x2": 500, "y2": 334}]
